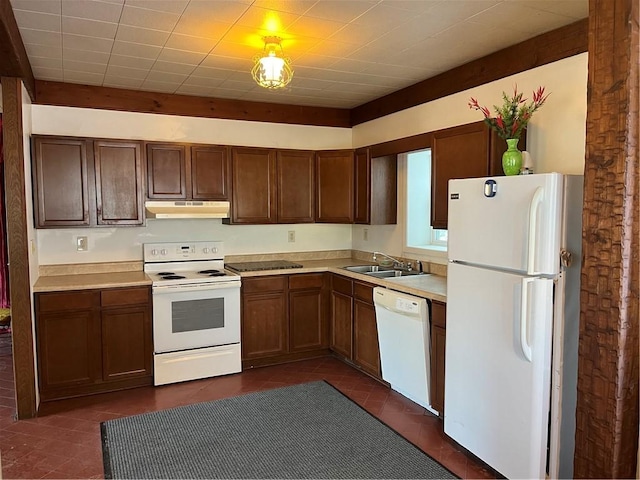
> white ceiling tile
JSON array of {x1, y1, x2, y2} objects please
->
[
  {"x1": 115, "y1": 24, "x2": 170, "y2": 46},
  {"x1": 63, "y1": 59, "x2": 107, "y2": 74},
  {"x1": 472, "y1": 3, "x2": 573, "y2": 34},
  {"x1": 119, "y1": 4, "x2": 179, "y2": 30},
  {"x1": 140, "y1": 79, "x2": 181, "y2": 92},
  {"x1": 62, "y1": 16, "x2": 117, "y2": 38},
  {"x1": 63, "y1": 70, "x2": 104, "y2": 84},
  {"x1": 145, "y1": 70, "x2": 188, "y2": 83},
  {"x1": 24, "y1": 42, "x2": 62, "y2": 58},
  {"x1": 108, "y1": 53, "x2": 156, "y2": 69},
  {"x1": 180, "y1": 0, "x2": 252, "y2": 24},
  {"x1": 103, "y1": 76, "x2": 144, "y2": 88},
  {"x1": 182, "y1": 75, "x2": 226, "y2": 88},
  {"x1": 387, "y1": 0, "x2": 445, "y2": 13},
  {"x1": 164, "y1": 34, "x2": 219, "y2": 54},
  {"x1": 62, "y1": 32, "x2": 113, "y2": 52},
  {"x1": 155, "y1": 49, "x2": 207, "y2": 65},
  {"x1": 31, "y1": 65, "x2": 63, "y2": 78},
  {"x1": 29, "y1": 56, "x2": 63, "y2": 69},
  {"x1": 327, "y1": 22, "x2": 382, "y2": 45},
  {"x1": 18, "y1": 28, "x2": 62, "y2": 45},
  {"x1": 202, "y1": 53, "x2": 251, "y2": 71},
  {"x1": 304, "y1": 39, "x2": 361, "y2": 58},
  {"x1": 504, "y1": 0, "x2": 588, "y2": 19},
  {"x1": 174, "y1": 84, "x2": 218, "y2": 96},
  {"x1": 190, "y1": 65, "x2": 235, "y2": 80},
  {"x1": 63, "y1": 47, "x2": 110, "y2": 64},
  {"x1": 151, "y1": 61, "x2": 197, "y2": 75},
  {"x1": 233, "y1": 5, "x2": 299, "y2": 31},
  {"x1": 250, "y1": 0, "x2": 315, "y2": 16},
  {"x1": 303, "y1": 0, "x2": 376, "y2": 22},
  {"x1": 285, "y1": 15, "x2": 347, "y2": 39},
  {"x1": 10, "y1": 0, "x2": 61, "y2": 15},
  {"x1": 351, "y1": 3, "x2": 417, "y2": 28},
  {"x1": 125, "y1": 0, "x2": 189, "y2": 14},
  {"x1": 12, "y1": 9, "x2": 60, "y2": 32},
  {"x1": 172, "y1": 16, "x2": 230, "y2": 39},
  {"x1": 111, "y1": 40, "x2": 162, "y2": 58},
  {"x1": 61, "y1": 0, "x2": 124, "y2": 22},
  {"x1": 105, "y1": 64, "x2": 149, "y2": 79}
]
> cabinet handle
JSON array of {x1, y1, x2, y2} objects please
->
[{"x1": 520, "y1": 278, "x2": 533, "y2": 362}]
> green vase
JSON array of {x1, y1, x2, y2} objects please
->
[{"x1": 502, "y1": 138, "x2": 522, "y2": 176}]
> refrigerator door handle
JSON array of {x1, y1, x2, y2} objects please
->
[
  {"x1": 527, "y1": 187, "x2": 545, "y2": 275},
  {"x1": 520, "y1": 277, "x2": 534, "y2": 362}
]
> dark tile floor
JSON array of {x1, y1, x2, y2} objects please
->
[{"x1": 0, "y1": 338, "x2": 494, "y2": 479}]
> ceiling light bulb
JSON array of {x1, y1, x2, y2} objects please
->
[{"x1": 251, "y1": 37, "x2": 293, "y2": 90}]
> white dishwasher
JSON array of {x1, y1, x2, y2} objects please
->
[{"x1": 373, "y1": 287, "x2": 437, "y2": 414}]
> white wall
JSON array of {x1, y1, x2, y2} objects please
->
[
  {"x1": 352, "y1": 53, "x2": 588, "y2": 260},
  {"x1": 30, "y1": 106, "x2": 354, "y2": 265}
]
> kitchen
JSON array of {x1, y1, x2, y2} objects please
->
[{"x1": 0, "y1": 1, "x2": 637, "y2": 479}]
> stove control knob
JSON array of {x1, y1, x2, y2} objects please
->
[
  {"x1": 151, "y1": 249, "x2": 158, "y2": 256},
  {"x1": 160, "y1": 249, "x2": 167, "y2": 255},
  {"x1": 212, "y1": 247, "x2": 218, "y2": 253},
  {"x1": 203, "y1": 247, "x2": 210, "y2": 254}
]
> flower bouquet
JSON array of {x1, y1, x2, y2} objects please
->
[{"x1": 468, "y1": 85, "x2": 549, "y2": 175}]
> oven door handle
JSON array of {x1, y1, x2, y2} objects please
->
[{"x1": 153, "y1": 281, "x2": 240, "y2": 294}]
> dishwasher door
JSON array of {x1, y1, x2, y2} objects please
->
[{"x1": 373, "y1": 287, "x2": 436, "y2": 414}]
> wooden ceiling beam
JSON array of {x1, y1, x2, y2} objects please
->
[
  {"x1": 0, "y1": 0, "x2": 35, "y2": 100},
  {"x1": 34, "y1": 81, "x2": 352, "y2": 128},
  {"x1": 350, "y1": 18, "x2": 589, "y2": 126}
]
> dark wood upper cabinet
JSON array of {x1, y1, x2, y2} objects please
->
[
  {"x1": 354, "y1": 148, "x2": 397, "y2": 225},
  {"x1": 431, "y1": 122, "x2": 491, "y2": 229},
  {"x1": 32, "y1": 135, "x2": 144, "y2": 228},
  {"x1": 146, "y1": 143, "x2": 229, "y2": 201},
  {"x1": 94, "y1": 140, "x2": 144, "y2": 225},
  {"x1": 191, "y1": 145, "x2": 229, "y2": 200},
  {"x1": 228, "y1": 147, "x2": 277, "y2": 224},
  {"x1": 277, "y1": 150, "x2": 315, "y2": 223},
  {"x1": 32, "y1": 136, "x2": 91, "y2": 227},
  {"x1": 146, "y1": 143, "x2": 187, "y2": 199},
  {"x1": 315, "y1": 150, "x2": 354, "y2": 223},
  {"x1": 431, "y1": 121, "x2": 526, "y2": 229}
]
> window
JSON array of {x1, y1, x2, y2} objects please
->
[{"x1": 402, "y1": 149, "x2": 447, "y2": 261}]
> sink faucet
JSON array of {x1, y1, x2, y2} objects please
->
[{"x1": 372, "y1": 252, "x2": 411, "y2": 271}]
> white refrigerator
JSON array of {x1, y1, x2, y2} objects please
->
[{"x1": 444, "y1": 173, "x2": 583, "y2": 479}]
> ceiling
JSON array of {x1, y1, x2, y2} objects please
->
[{"x1": 8, "y1": 0, "x2": 588, "y2": 109}]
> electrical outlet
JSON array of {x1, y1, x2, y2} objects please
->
[
  {"x1": 364, "y1": 228, "x2": 369, "y2": 241},
  {"x1": 288, "y1": 230, "x2": 295, "y2": 242},
  {"x1": 76, "y1": 236, "x2": 88, "y2": 251}
]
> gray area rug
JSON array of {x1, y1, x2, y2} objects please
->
[{"x1": 101, "y1": 381, "x2": 457, "y2": 479}]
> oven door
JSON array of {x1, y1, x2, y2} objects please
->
[{"x1": 152, "y1": 281, "x2": 240, "y2": 354}]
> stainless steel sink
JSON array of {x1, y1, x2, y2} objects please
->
[
  {"x1": 343, "y1": 265, "x2": 387, "y2": 273},
  {"x1": 365, "y1": 270, "x2": 423, "y2": 278}
]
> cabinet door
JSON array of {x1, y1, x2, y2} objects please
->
[
  {"x1": 354, "y1": 148, "x2": 371, "y2": 224},
  {"x1": 230, "y1": 147, "x2": 277, "y2": 224},
  {"x1": 430, "y1": 301, "x2": 447, "y2": 414},
  {"x1": 191, "y1": 145, "x2": 229, "y2": 200},
  {"x1": 330, "y1": 291, "x2": 353, "y2": 358},
  {"x1": 146, "y1": 143, "x2": 187, "y2": 199},
  {"x1": 32, "y1": 136, "x2": 91, "y2": 227},
  {"x1": 101, "y1": 305, "x2": 152, "y2": 381},
  {"x1": 431, "y1": 122, "x2": 490, "y2": 229},
  {"x1": 36, "y1": 308, "x2": 101, "y2": 396},
  {"x1": 277, "y1": 150, "x2": 315, "y2": 223},
  {"x1": 316, "y1": 150, "x2": 354, "y2": 223},
  {"x1": 241, "y1": 276, "x2": 288, "y2": 359},
  {"x1": 289, "y1": 273, "x2": 326, "y2": 352},
  {"x1": 355, "y1": 151, "x2": 398, "y2": 225},
  {"x1": 94, "y1": 140, "x2": 144, "y2": 225},
  {"x1": 353, "y1": 299, "x2": 380, "y2": 377}
]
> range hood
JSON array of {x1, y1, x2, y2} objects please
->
[{"x1": 145, "y1": 201, "x2": 230, "y2": 219}]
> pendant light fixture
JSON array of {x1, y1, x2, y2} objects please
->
[{"x1": 251, "y1": 36, "x2": 293, "y2": 90}]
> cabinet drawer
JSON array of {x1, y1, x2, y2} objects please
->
[
  {"x1": 332, "y1": 275, "x2": 353, "y2": 296},
  {"x1": 289, "y1": 273, "x2": 323, "y2": 290},
  {"x1": 243, "y1": 276, "x2": 287, "y2": 294},
  {"x1": 101, "y1": 287, "x2": 150, "y2": 307},
  {"x1": 38, "y1": 291, "x2": 96, "y2": 312},
  {"x1": 432, "y1": 300, "x2": 446, "y2": 328},
  {"x1": 353, "y1": 281, "x2": 374, "y2": 304}
]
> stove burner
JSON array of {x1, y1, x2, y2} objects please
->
[
  {"x1": 157, "y1": 272, "x2": 175, "y2": 276},
  {"x1": 198, "y1": 269, "x2": 221, "y2": 274},
  {"x1": 160, "y1": 275, "x2": 186, "y2": 280},
  {"x1": 208, "y1": 272, "x2": 226, "y2": 277}
]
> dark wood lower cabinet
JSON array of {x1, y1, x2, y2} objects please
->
[
  {"x1": 330, "y1": 274, "x2": 381, "y2": 379},
  {"x1": 241, "y1": 273, "x2": 329, "y2": 368},
  {"x1": 35, "y1": 286, "x2": 153, "y2": 402},
  {"x1": 430, "y1": 300, "x2": 447, "y2": 415}
]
